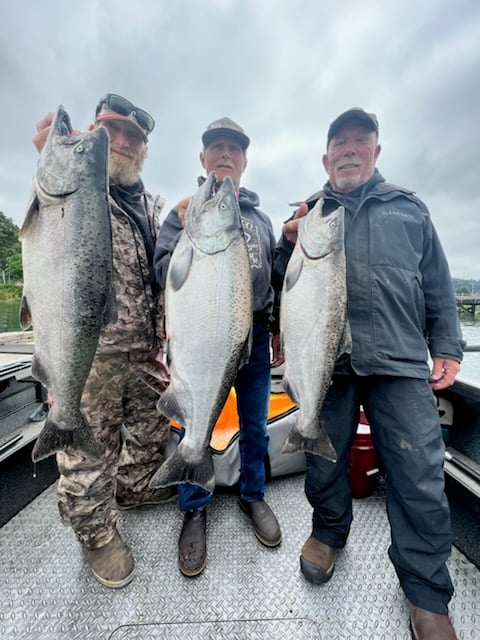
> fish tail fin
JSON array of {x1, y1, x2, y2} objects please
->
[
  {"x1": 282, "y1": 421, "x2": 337, "y2": 463},
  {"x1": 149, "y1": 449, "x2": 215, "y2": 493},
  {"x1": 31, "y1": 415, "x2": 100, "y2": 462}
]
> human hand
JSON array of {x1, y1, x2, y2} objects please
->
[
  {"x1": 282, "y1": 202, "x2": 308, "y2": 243},
  {"x1": 176, "y1": 196, "x2": 192, "y2": 228},
  {"x1": 33, "y1": 112, "x2": 55, "y2": 153},
  {"x1": 270, "y1": 333, "x2": 285, "y2": 368},
  {"x1": 429, "y1": 357, "x2": 461, "y2": 391}
]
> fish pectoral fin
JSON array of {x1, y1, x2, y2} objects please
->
[
  {"x1": 169, "y1": 242, "x2": 194, "y2": 291},
  {"x1": 149, "y1": 449, "x2": 215, "y2": 493},
  {"x1": 19, "y1": 296, "x2": 32, "y2": 330},
  {"x1": 284, "y1": 254, "x2": 304, "y2": 292},
  {"x1": 19, "y1": 189, "x2": 40, "y2": 239}
]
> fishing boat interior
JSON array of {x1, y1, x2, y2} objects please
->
[{"x1": 1, "y1": 332, "x2": 479, "y2": 639}]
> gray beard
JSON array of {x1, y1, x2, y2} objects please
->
[
  {"x1": 335, "y1": 174, "x2": 362, "y2": 192},
  {"x1": 109, "y1": 153, "x2": 145, "y2": 186}
]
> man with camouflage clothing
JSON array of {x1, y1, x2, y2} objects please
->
[{"x1": 32, "y1": 93, "x2": 174, "y2": 589}]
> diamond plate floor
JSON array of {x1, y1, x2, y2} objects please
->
[{"x1": 1, "y1": 474, "x2": 478, "y2": 640}]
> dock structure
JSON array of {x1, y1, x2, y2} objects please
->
[{"x1": 456, "y1": 294, "x2": 480, "y2": 319}]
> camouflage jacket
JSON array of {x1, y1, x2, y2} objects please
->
[{"x1": 97, "y1": 188, "x2": 166, "y2": 354}]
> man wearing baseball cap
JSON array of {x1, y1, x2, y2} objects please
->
[
  {"x1": 273, "y1": 107, "x2": 463, "y2": 639},
  {"x1": 154, "y1": 117, "x2": 283, "y2": 577},
  {"x1": 32, "y1": 94, "x2": 175, "y2": 589}
]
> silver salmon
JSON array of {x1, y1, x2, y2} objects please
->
[
  {"x1": 19, "y1": 105, "x2": 112, "y2": 462},
  {"x1": 280, "y1": 200, "x2": 349, "y2": 461},
  {"x1": 150, "y1": 172, "x2": 252, "y2": 492}
]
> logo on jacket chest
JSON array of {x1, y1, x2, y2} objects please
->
[{"x1": 241, "y1": 215, "x2": 262, "y2": 269}]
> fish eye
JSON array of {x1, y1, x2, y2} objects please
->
[
  {"x1": 75, "y1": 145, "x2": 84, "y2": 153},
  {"x1": 220, "y1": 202, "x2": 227, "y2": 210}
]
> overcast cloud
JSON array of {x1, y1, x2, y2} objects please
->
[{"x1": 1, "y1": 0, "x2": 479, "y2": 278}]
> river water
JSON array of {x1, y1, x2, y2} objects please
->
[{"x1": 1, "y1": 299, "x2": 479, "y2": 381}]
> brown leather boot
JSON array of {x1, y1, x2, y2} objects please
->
[
  {"x1": 178, "y1": 509, "x2": 207, "y2": 577},
  {"x1": 300, "y1": 536, "x2": 336, "y2": 584},
  {"x1": 83, "y1": 530, "x2": 135, "y2": 588},
  {"x1": 238, "y1": 498, "x2": 282, "y2": 547},
  {"x1": 409, "y1": 605, "x2": 458, "y2": 639}
]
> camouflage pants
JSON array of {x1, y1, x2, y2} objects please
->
[{"x1": 56, "y1": 351, "x2": 170, "y2": 548}]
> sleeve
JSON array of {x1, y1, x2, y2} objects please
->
[
  {"x1": 272, "y1": 233, "x2": 295, "y2": 295},
  {"x1": 153, "y1": 207, "x2": 183, "y2": 290},
  {"x1": 419, "y1": 207, "x2": 465, "y2": 362}
]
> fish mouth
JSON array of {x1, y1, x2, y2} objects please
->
[
  {"x1": 53, "y1": 105, "x2": 73, "y2": 137},
  {"x1": 192, "y1": 172, "x2": 236, "y2": 210},
  {"x1": 37, "y1": 183, "x2": 79, "y2": 199}
]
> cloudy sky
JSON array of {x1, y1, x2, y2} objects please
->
[{"x1": 1, "y1": 0, "x2": 479, "y2": 278}]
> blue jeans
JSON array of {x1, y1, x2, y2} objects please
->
[
  {"x1": 304, "y1": 367, "x2": 454, "y2": 615},
  {"x1": 178, "y1": 324, "x2": 271, "y2": 511}
]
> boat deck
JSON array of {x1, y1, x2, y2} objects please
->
[
  {"x1": 1, "y1": 472, "x2": 479, "y2": 640},
  {"x1": 1, "y1": 332, "x2": 479, "y2": 639}
]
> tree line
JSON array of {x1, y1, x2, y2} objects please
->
[{"x1": 0, "y1": 211, "x2": 22, "y2": 283}]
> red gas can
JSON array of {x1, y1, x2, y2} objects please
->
[{"x1": 348, "y1": 417, "x2": 379, "y2": 499}]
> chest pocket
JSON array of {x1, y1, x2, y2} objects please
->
[{"x1": 368, "y1": 207, "x2": 424, "y2": 272}]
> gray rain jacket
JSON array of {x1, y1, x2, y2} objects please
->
[{"x1": 273, "y1": 170, "x2": 464, "y2": 378}]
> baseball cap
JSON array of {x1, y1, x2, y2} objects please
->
[
  {"x1": 327, "y1": 108, "x2": 379, "y2": 145},
  {"x1": 201, "y1": 117, "x2": 250, "y2": 150}
]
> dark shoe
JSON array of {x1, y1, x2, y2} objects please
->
[
  {"x1": 83, "y1": 530, "x2": 135, "y2": 588},
  {"x1": 116, "y1": 486, "x2": 177, "y2": 510},
  {"x1": 238, "y1": 497, "x2": 282, "y2": 547},
  {"x1": 178, "y1": 509, "x2": 207, "y2": 577},
  {"x1": 409, "y1": 605, "x2": 458, "y2": 640},
  {"x1": 300, "y1": 536, "x2": 336, "y2": 584}
]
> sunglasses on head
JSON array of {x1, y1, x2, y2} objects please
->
[{"x1": 96, "y1": 94, "x2": 155, "y2": 134}]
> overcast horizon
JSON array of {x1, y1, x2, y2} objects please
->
[{"x1": 2, "y1": 0, "x2": 479, "y2": 279}]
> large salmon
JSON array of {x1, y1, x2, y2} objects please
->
[
  {"x1": 280, "y1": 200, "x2": 349, "y2": 461},
  {"x1": 19, "y1": 105, "x2": 112, "y2": 462},
  {"x1": 150, "y1": 172, "x2": 252, "y2": 492}
]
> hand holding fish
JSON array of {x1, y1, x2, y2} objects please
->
[
  {"x1": 270, "y1": 333, "x2": 284, "y2": 368},
  {"x1": 429, "y1": 356, "x2": 461, "y2": 391},
  {"x1": 282, "y1": 202, "x2": 309, "y2": 243},
  {"x1": 176, "y1": 196, "x2": 192, "y2": 228}
]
